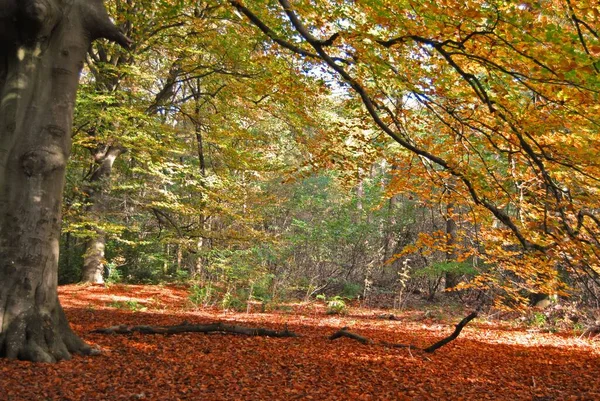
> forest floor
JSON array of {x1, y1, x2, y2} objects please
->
[{"x1": 1, "y1": 284, "x2": 599, "y2": 401}]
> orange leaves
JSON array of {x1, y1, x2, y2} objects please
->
[
  {"x1": 0, "y1": 284, "x2": 599, "y2": 400},
  {"x1": 226, "y1": 0, "x2": 600, "y2": 308},
  {"x1": 589, "y1": 45, "x2": 600, "y2": 57}
]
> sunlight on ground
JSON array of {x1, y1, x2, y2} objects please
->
[{"x1": 1, "y1": 284, "x2": 596, "y2": 400}]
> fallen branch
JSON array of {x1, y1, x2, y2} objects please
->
[
  {"x1": 423, "y1": 311, "x2": 478, "y2": 353},
  {"x1": 329, "y1": 327, "x2": 374, "y2": 344},
  {"x1": 92, "y1": 321, "x2": 299, "y2": 338},
  {"x1": 377, "y1": 313, "x2": 400, "y2": 321},
  {"x1": 329, "y1": 311, "x2": 478, "y2": 353}
]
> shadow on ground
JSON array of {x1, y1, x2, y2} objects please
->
[{"x1": 0, "y1": 285, "x2": 598, "y2": 401}]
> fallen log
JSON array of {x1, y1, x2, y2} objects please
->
[
  {"x1": 92, "y1": 322, "x2": 299, "y2": 338},
  {"x1": 329, "y1": 311, "x2": 477, "y2": 353}
]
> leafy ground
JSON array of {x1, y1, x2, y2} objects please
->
[{"x1": 1, "y1": 285, "x2": 599, "y2": 400}]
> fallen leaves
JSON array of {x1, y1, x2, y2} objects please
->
[{"x1": 0, "y1": 284, "x2": 598, "y2": 400}]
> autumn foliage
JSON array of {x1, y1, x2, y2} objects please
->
[
  {"x1": 51, "y1": 0, "x2": 600, "y2": 310},
  {"x1": 229, "y1": 0, "x2": 600, "y2": 306}
]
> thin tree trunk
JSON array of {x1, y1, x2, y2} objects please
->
[
  {"x1": 383, "y1": 195, "x2": 398, "y2": 263},
  {"x1": 192, "y1": 79, "x2": 209, "y2": 277},
  {"x1": 0, "y1": 0, "x2": 130, "y2": 362},
  {"x1": 445, "y1": 204, "x2": 459, "y2": 290},
  {"x1": 81, "y1": 146, "x2": 123, "y2": 284}
]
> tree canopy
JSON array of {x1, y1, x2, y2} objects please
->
[
  {"x1": 54, "y1": 0, "x2": 600, "y2": 308},
  {"x1": 227, "y1": 0, "x2": 600, "y2": 305}
]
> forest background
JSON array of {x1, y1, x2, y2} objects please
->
[{"x1": 53, "y1": 0, "x2": 600, "y2": 325}]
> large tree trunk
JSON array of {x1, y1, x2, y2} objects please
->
[{"x1": 0, "y1": 0, "x2": 130, "y2": 362}]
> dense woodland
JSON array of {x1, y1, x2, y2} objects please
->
[
  {"x1": 1, "y1": 0, "x2": 600, "y2": 388},
  {"x1": 53, "y1": 0, "x2": 600, "y2": 313}
]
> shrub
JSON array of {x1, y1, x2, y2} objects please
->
[
  {"x1": 326, "y1": 295, "x2": 347, "y2": 315},
  {"x1": 221, "y1": 291, "x2": 246, "y2": 311},
  {"x1": 530, "y1": 311, "x2": 547, "y2": 328},
  {"x1": 105, "y1": 261, "x2": 123, "y2": 284},
  {"x1": 341, "y1": 282, "x2": 362, "y2": 299},
  {"x1": 188, "y1": 284, "x2": 215, "y2": 307}
]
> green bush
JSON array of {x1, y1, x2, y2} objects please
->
[
  {"x1": 221, "y1": 291, "x2": 246, "y2": 311},
  {"x1": 105, "y1": 262, "x2": 123, "y2": 284},
  {"x1": 317, "y1": 294, "x2": 347, "y2": 315},
  {"x1": 530, "y1": 311, "x2": 547, "y2": 328},
  {"x1": 573, "y1": 322, "x2": 585, "y2": 333},
  {"x1": 341, "y1": 282, "x2": 362, "y2": 299},
  {"x1": 316, "y1": 294, "x2": 348, "y2": 314},
  {"x1": 326, "y1": 295, "x2": 347, "y2": 315},
  {"x1": 188, "y1": 284, "x2": 215, "y2": 307},
  {"x1": 251, "y1": 274, "x2": 276, "y2": 303}
]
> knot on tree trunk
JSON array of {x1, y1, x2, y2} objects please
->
[
  {"x1": 21, "y1": 0, "x2": 53, "y2": 23},
  {"x1": 17, "y1": 0, "x2": 63, "y2": 43},
  {"x1": 20, "y1": 147, "x2": 66, "y2": 177}
]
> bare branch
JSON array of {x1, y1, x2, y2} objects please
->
[{"x1": 229, "y1": 0, "x2": 348, "y2": 64}]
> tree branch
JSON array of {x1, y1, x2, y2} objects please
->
[
  {"x1": 329, "y1": 312, "x2": 477, "y2": 353},
  {"x1": 84, "y1": 0, "x2": 132, "y2": 49},
  {"x1": 229, "y1": 0, "x2": 348, "y2": 64},
  {"x1": 422, "y1": 312, "x2": 477, "y2": 353},
  {"x1": 329, "y1": 327, "x2": 374, "y2": 344}
]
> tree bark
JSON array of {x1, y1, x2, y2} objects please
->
[
  {"x1": 0, "y1": 0, "x2": 130, "y2": 362},
  {"x1": 92, "y1": 321, "x2": 299, "y2": 338},
  {"x1": 444, "y1": 208, "x2": 460, "y2": 290},
  {"x1": 81, "y1": 145, "x2": 124, "y2": 284}
]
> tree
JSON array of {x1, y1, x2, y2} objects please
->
[
  {"x1": 60, "y1": 1, "x2": 324, "y2": 286},
  {"x1": 0, "y1": 0, "x2": 130, "y2": 362},
  {"x1": 231, "y1": 0, "x2": 600, "y2": 306},
  {"x1": 77, "y1": 0, "x2": 189, "y2": 284}
]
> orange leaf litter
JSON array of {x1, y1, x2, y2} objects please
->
[{"x1": 1, "y1": 284, "x2": 598, "y2": 400}]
